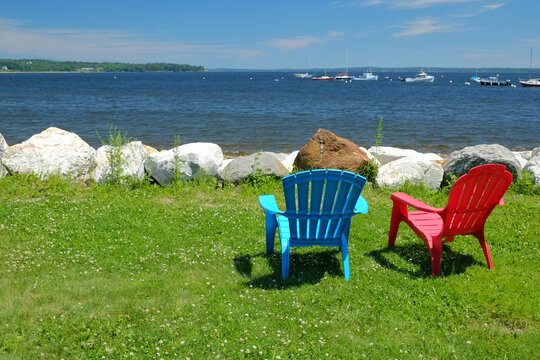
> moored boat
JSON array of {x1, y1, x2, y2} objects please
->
[
  {"x1": 519, "y1": 49, "x2": 540, "y2": 87},
  {"x1": 312, "y1": 75, "x2": 334, "y2": 81},
  {"x1": 312, "y1": 55, "x2": 334, "y2": 81},
  {"x1": 479, "y1": 76, "x2": 511, "y2": 86},
  {"x1": 353, "y1": 69, "x2": 378, "y2": 81},
  {"x1": 334, "y1": 72, "x2": 352, "y2": 81},
  {"x1": 519, "y1": 78, "x2": 540, "y2": 87},
  {"x1": 335, "y1": 49, "x2": 352, "y2": 81},
  {"x1": 294, "y1": 72, "x2": 313, "y2": 79},
  {"x1": 403, "y1": 69, "x2": 434, "y2": 83}
]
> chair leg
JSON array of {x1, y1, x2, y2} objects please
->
[
  {"x1": 265, "y1": 215, "x2": 277, "y2": 254},
  {"x1": 389, "y1": 200, "x2": 407, "y2": 247},
  {"x1": 475, "y1": 229, "x2": 493, "y2": 269},
  {"x1": 430, "y1": 237, "x2": 443, "y2": 276},
  {"x1": 341, "y1": 236, "x2": 350, "y2": 281},
  {"x1": 281, "y1": 238, "x2": 290, "y2": 279}
]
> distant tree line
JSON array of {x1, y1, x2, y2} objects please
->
[{"x1": 0, "y1": 59, "x2": 204, "y2": 72}]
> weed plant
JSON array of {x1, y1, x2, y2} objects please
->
[{"x1": 0, "y1": 175, "x2": 538, "y2": 359}]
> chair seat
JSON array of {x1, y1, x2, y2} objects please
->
[
  {"x1": 407, "y1": 211, "x2": 444, "y2": 239},
  {"x1": 277, "y1": 216, "x2": 342, "y2": 247}
]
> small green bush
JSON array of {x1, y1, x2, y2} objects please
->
[{"x1": 510, "y1": 171, "x2": 540, "y2": 195}]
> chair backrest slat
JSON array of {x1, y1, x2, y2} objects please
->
[
  {"x1": 444, "y1": 164, "x2": 512, "y2": 235},
  {"x1": 308, "y1": 174, "x2": 325, "y2": 238},
  {"x1": 297, "y1": 180, "x2": 310, "y2": 239},
  {"x1": 282, "y1": 169, "x2": 366, "y2": 242}
]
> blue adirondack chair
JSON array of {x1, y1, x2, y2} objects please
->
[{"x1": 259, "y1": 169, "x2": 368, "y2": 280}]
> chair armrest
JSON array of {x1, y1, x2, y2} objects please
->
[
  {"x1": 390, "y1": 192, "x2": 444, "y2": 213},
  {"x1": 353, "y1": 195, "x2": 368, "y2": 214},
  {"x1": 259, "y1": 195, "x2": 284, "y2": 215}
]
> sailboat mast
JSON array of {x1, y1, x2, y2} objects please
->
[
  {"x1": 529, "y1": 49, "x2": 533, "y2": 80},
  {"x1": 346, "y1": 48, "x2": 349, "y2": 74}
]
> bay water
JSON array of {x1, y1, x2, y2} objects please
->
[{"x1": 1, "y1": 72, "x2": 538, "y2": 155}]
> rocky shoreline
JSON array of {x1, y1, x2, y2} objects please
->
[{"x1": 1, "y1": 127, "x2": 539, "y2": 188}]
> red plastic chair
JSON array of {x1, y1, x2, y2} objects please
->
[{"x1": 388, "y1": 164, "x2": 513, "y2": 276}]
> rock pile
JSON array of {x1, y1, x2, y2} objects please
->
[{"x1": 1, "y1": 127, "x2": 539, "y2": 187}]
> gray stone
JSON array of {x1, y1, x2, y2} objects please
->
[
  {"x1": 2, "y1": 127, "x2": 96, "y2": 180},
  {"x1": 145, "y1": 142, "x2": 223, "y2": 186},
  {"x1": 375, "y1": 156, "x2": 444, "y2": 189},
  {"x1": 444, "y1": 144, "x2": 522, "y2": 179},
  {"x1": 91, "y1": 141, "x2": 147, "y2": 183},
  {"x1": 220, "y1": 152, "x2": 289, "y2": 183}
]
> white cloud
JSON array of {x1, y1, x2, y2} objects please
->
[
  {"x1": 393, "y1": 18, "x2": 460, "y2": 37},
  {"x1": 357, "y1": 0, "x2": 478, "y2": 8},
  {"x1": 481, "y1": 3, "x2": 504, "y2": 11},
  {"x1": 521, "y1": 38, "x2": 540, "y2": 44},
  {"x1": 0, "y1": 18, "x2": 262, "y2": 63},
  {"x1": 266, "y1": 36, "x2": 324, "y2": 50},
  {"x1": 265, "y1": 31, "x2": 344, "y2": 50},
  {"x1": 396, "y1": 0, "x2": 476, "y2": 8}
]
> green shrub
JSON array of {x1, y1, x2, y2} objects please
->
[{"x1": 510, "y1": 171, "x2": 540, "y2": 195}]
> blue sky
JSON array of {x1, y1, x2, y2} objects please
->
[{"x1": 0, "y1": 0, "x2": 538, "y2": 69}]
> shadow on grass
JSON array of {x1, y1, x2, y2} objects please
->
[
  {"x1": 367, "y1": 242, "x2": 483, "y2": 278},
  {"x1": 234, "y1": 249, "x2": 343, "y2": 289}
]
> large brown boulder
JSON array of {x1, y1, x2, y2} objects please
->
[{"x1": 293, "y1": 129, "x2": 371, "y2": 173}]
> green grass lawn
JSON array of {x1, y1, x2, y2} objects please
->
[{"x1": 0, "y1": 175, "x2": 538, "y2": 359}]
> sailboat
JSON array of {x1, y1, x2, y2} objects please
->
[
  {"x1": 334, "y1": 49, "x2": 352, "y2": 81},
  {"x1": 520, "y1": 49, "x2": 540, "y2": 87},
  {"x1": 313, "y1": 55, "x2": 334, "y2": 81}
]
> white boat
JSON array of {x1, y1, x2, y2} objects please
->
[
  {"x1": 294, "y1": 72, "x2": 313, "y2": 79},
  {"x1": 312, "y1": 75, "x2": 334, "y2": 81},
  {"x1": 520, "y1": 49, "x2": 540, "y2": 87},
  {"x1": 520, "y1": 78, "x2": 540, "y2": 87},
  {"x1": 334, "y1": 72, "x2": 352, "y2": 81},
  {"x1": 335, "y1": 48, "x2": 352, "y2": 81},
  {"x1": 353, "y1": 69, "x2": 378, "y2": 81},
  {"x1": 403, "y1": 69, "x2": 434, "y2": 83},
  {"x1": 479, "y1": 76, "x2": 511, "y2": 86},
  {"x1": 471, "y1": 69, "x2": 481, "y2": 82}
]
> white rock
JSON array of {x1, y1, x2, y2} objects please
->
[
  {"x1": 375, "y1": 156, "x2": 444, "y2": 189},
  {"x1": 512, "y1": 152, "x2": 529, "y2": 170},
  {"x1": 0, "y1": 133, "x2": 7, "y2": 157},
  {"x1": 264, "y1": 151, "x2": 297, "y2": 173},
  {"x1": 359, "y1": 146, "x2": 380, "y2": 166},
  {"x1": 524, "y1": 149, "x2": 540, "y2": 185},
  {"x1": 514, "y1": 150, "x2": 533, "y2": 161},
  {"x1": 368, "y1": 146, "x2": 442, "y2": 165},
  {"x1": 145, "y1": 142, "x2": 223, "y2": 186},
  {"x1": 2, "y1": 127, "x2": 96, "y2": 180},
  {"x1": 91, "y1": 141, "x2": 147, "y2": 183},
  {"x1": 218, "y1": 158, "x2": 233, "y2": 178},
  {"x1": 282, "y1": 151, "x2": 299, "y2": 173},
  {"x1": 0, "y1": 133, "x2": 8, "y2": 178}
]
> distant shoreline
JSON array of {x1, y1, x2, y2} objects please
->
[{"x1": 0, "y1": 70, "x2": 205, "y2": 74}]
